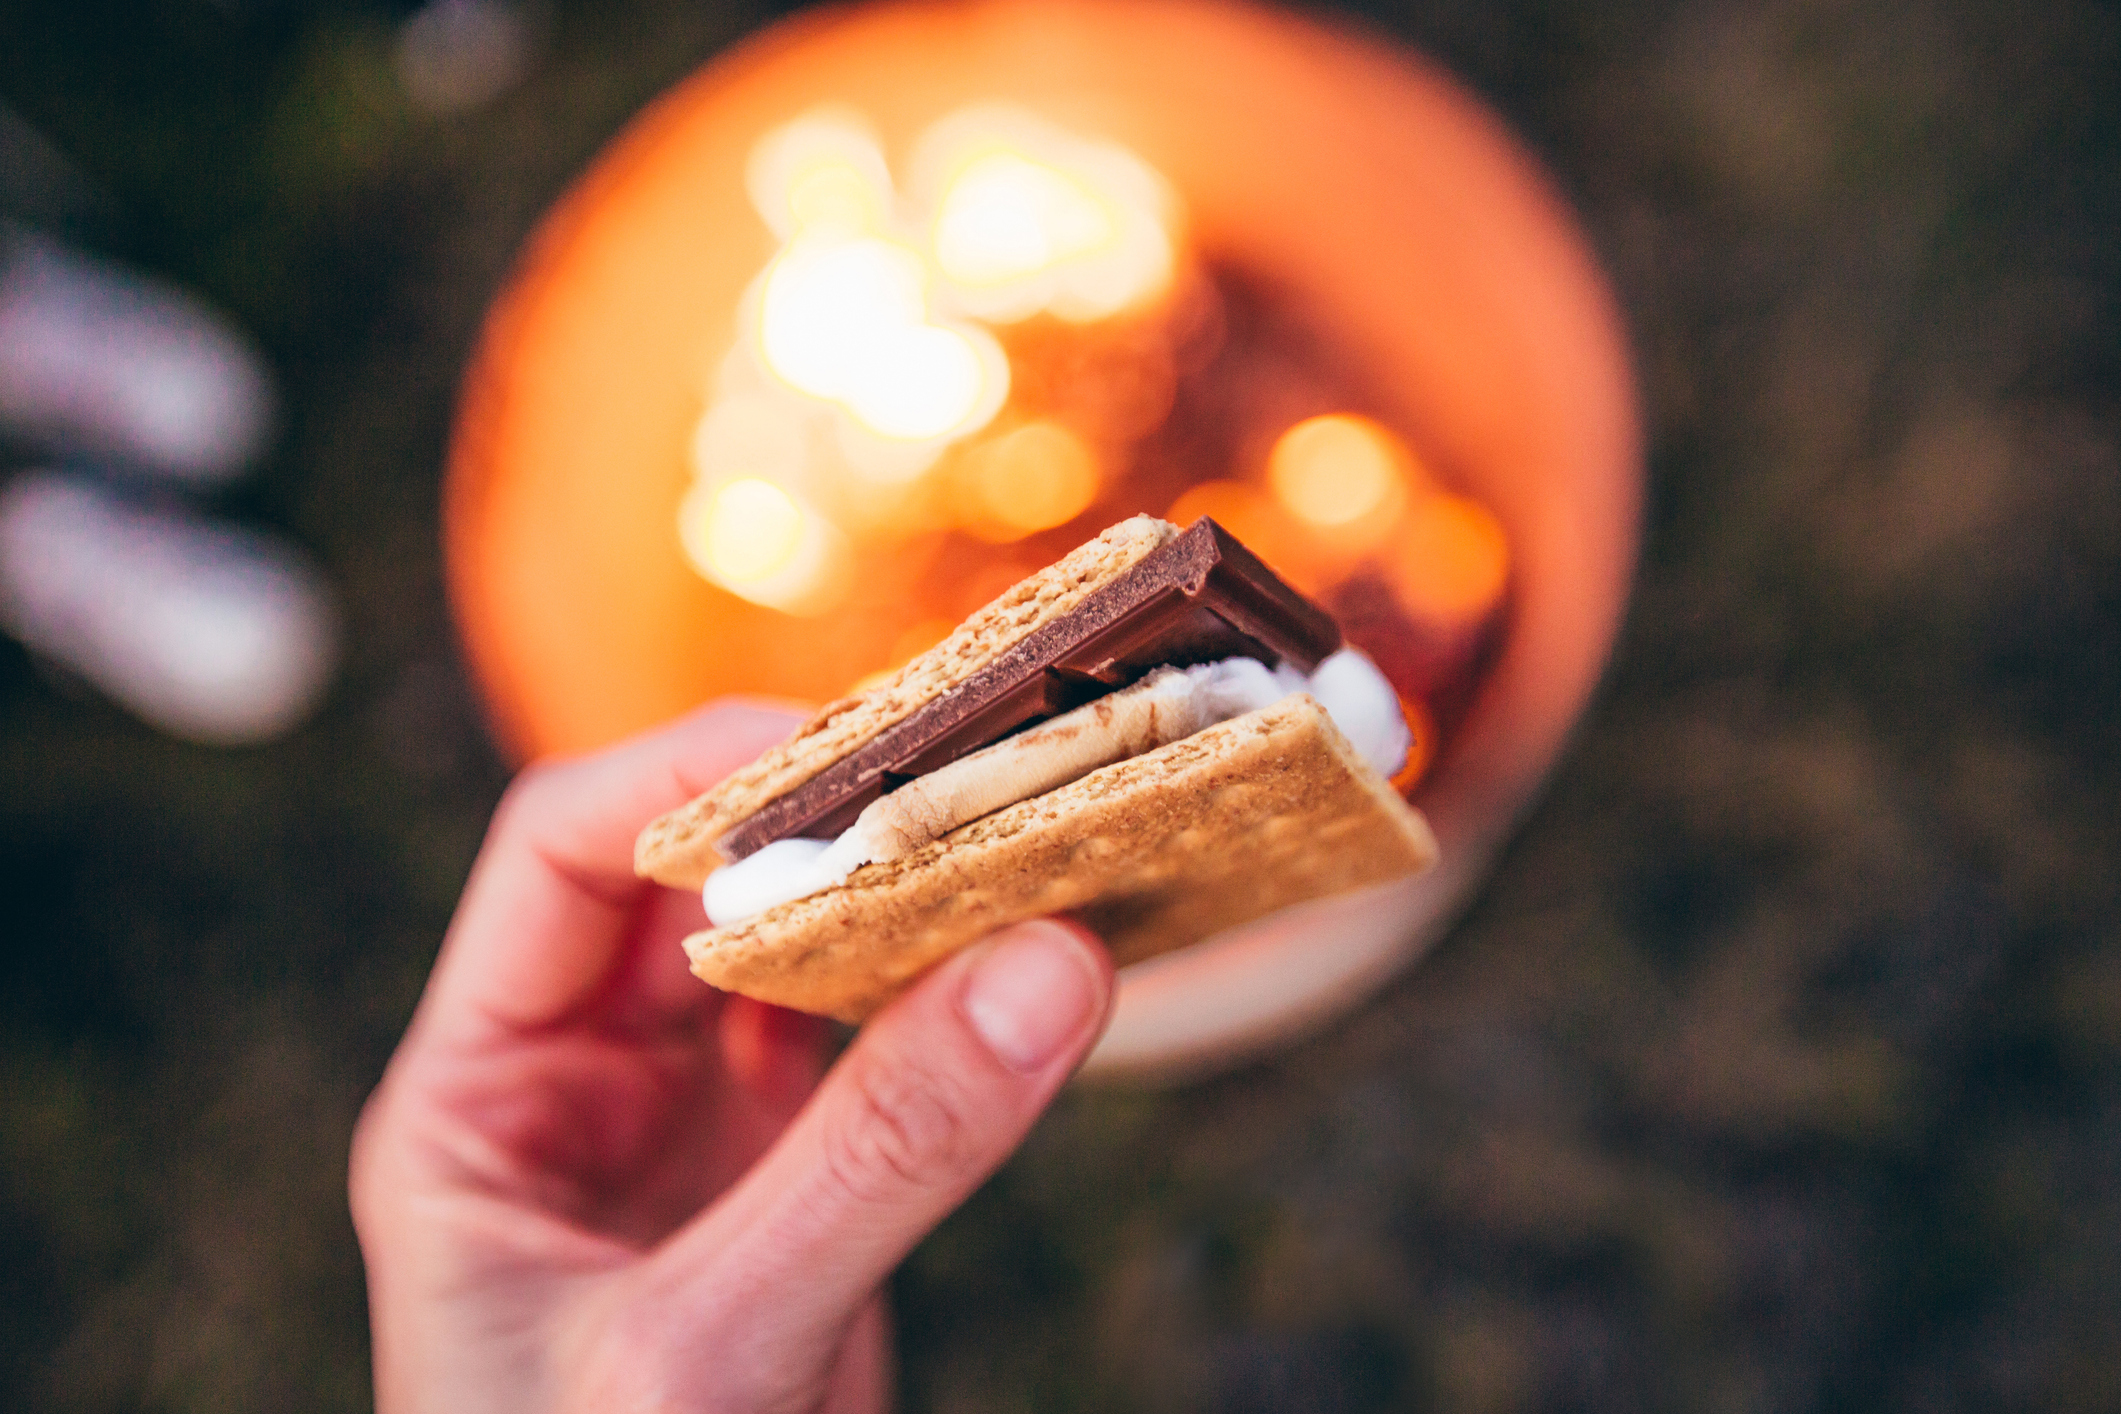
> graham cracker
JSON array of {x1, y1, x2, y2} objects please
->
[
  {"x1": 635, "y1": 514, "x2": 1178, "y2": 888},
  {"x1": 681, "y1": 695, "x2": 1439, "y2": 1023}
]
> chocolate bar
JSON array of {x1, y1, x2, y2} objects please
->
[{"x1": 715, "y1": 518, "x2": 1341, "y2": 859}]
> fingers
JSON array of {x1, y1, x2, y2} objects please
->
[
  {"x1": 692, "y1": 999, "x2": 832, "y2": 1190},
  {"x1": 420, "y1": 701, "x2": 802, "y2": 1043},
  {"x1": 632, "y1": 920, "x2": 1113, "y2": 1387},
  {"x1": 820, "y1": 1297, "x2": 894, "y2": 1414},
  {"x1": 719, "y1": 998, "x2": 828, "y2": 1108}
]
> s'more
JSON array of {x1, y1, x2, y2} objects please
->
[{"x1": 634, "y1": 515, "x2": 1440, "y2": 1022}]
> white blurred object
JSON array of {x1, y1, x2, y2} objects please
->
[
  {"x1": 0, "y1": 233, "x2": 276, "y2": 486},
  {"x1": 394, "y1": 0, "x2": 539, "y2": 116},
  {"x1": 1306, "y1": 647, "x2": 1411, "y2": 778},
  {"x1": 0, "y1": 471, "x2": 337, "y2": 744}
]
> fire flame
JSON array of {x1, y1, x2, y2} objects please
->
[
  {"x1": 1268, "y1": 414, "x2": 1411, "y2": 544},
  {"x1": 756, "y1": 233, "x2": 1003, "y2": 443},
  {"x1": 956, "y1": 420, "x2": 1101, "y2": 541},
  {"x1": 679, "y1": 104, "x2": 1180, "y2": 613},
  {"x1": 678, "y1": 101, "x2": 1510, "y2": 741},
  {"x1": 678, "y1": 476, "x2": 848, "y2": 615},
  {"x1": 915, "y1": 106, "x2": 1175, "y2": 323}
]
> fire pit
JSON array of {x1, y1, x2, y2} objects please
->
[{"x1": 445, "y1": 0, "x2": 1640, "y2": 1078}]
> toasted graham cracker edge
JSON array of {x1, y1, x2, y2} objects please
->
[
  {"x1": 634, "y1": 515, "x2": 1180, "y2": 889},
  {"x1": 682, "y1": 695, "x2": 1439, "y2": 1023}
]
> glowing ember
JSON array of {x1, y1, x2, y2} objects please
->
[
  {"x1": 957, "y1": 420, "x2": 1101, "y2": 540},
  {"x1": 1268, "y1": 413, "x2": 1413, "y2": 537},
  {"x1": 678, "y1": 476, "x2": 847, "y2": 614},
  {"x1": 679, "y1": 102, "x2": 1181, "y2": 613},
  {"x1": 1386, "y1": 492, "x2": 1510, "y2": 622},
  {"x1": 673, "y1": 99, "x2": 1508, "y2": 751},
  {"x1": 745, "y1": 109, "x2": 893, "y2": 239},
  {"x1": 915, "y1": 107, "x2": 1176, "y2": 323}
]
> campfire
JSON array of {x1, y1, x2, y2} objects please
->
[
  {"x1": 665, "y1": 99, "x2": 1511, "y2": 795},
  {"x1": 445, "y1": 0, "x2": 1639, "y2": 1075}
]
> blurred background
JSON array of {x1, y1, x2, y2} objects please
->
[{"x1": 1, "y1": 0, "x2": 2116, "y2": 1409}]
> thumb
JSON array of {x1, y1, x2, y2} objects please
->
[{"x1": 633, "y1": 920, "x2": 1112, "y2": 1389}]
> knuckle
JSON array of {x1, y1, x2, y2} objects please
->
[
  {"x1": 821, "y1": 1048, "x2": 982, "y2": 1204},
  {"x1": 345, "y1": 1085, "x2": 397, "y2": 1237},
  {"x1": 581, "y1": 1299, "x2": 677, "y2": 1405},
  {"x1": 481, "y1": 760, "x2": 587, "y2": 860},
  {"x1": 578, "y1": 1276, "x2": 796, "y2": 1414},
  {"x1": 494, "y1": 759, "x2": 568, "y2": 823}
]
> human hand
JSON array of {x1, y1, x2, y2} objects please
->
[{"x1": 350, "y1": 703, "x2": 1115, "y2": 1413}]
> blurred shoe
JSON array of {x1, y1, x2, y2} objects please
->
[
  {"x1": 0, "y1": 470, "x2": 337, "y2": 745},
  {"x1": 0, "y1": 230, "x2": 276, "y2": 488},
  {"x1": 395, "y1": 0, "x2": 540, "y2": 116}
]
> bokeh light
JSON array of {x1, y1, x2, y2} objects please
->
[
  {"x1": 1164, "y1": 478, "x2": 1314, "y2": 586},
  {"x1": 1384, "y1": 491, "x2": 1510, "y2": 623},
  {"x1": 744, "y1": 108, "x2": 894, "y2": 239},
  {"x1": 678, "y1": 476, "x2": 847, "y2": 614},
  {"x1": 1267, "y1": 413, "x2": 1413, "y2": 542},
  {"x1": 914, "y1": 105, "x2": 1176, "y2": 323},
  {"x1": 756, "y1": 235, "x2": 921, "y2": 398},
  {"x1": 958, "y1": 420, "x2": 1101, "y2": 540}
]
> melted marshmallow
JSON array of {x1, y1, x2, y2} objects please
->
[
  {"x1": 701, "y1": 837, "x2": 842, "y2": 926},
  {"x1": 1306, "y1": 648, "x2": 1410, "y2": 779}
]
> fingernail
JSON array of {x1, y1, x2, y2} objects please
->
[{"x1": 962, "y1": 922, "x2": 1104, "y2": 1073}]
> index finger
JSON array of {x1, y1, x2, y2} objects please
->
[{"x1": 417, "y1": 700, "x2": 803, "y2": 1046}]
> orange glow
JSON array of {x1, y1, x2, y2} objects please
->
[
  {"x1": 690, "y1": 390, "x2": 807, "y2": 484},
  {"x1": 683, "y1": 105, "x2": 1187, "y2": 619},
  {"x1": 958, "y1": 421, "x2": 1101, "y2": 540},
  {"x1": 914, "y1": 105, "x2": 1176, "y2": 323},
  {"x1": 1385, "y1": 492, "x2": 1511, "y2": 623},
  {"x1": 686, "y1": 102, "x2": 1184, "y2": 595},
  {"x1": 678, "y1": 477, "x2": 848, "y2": 614},
  {"x1": 752, "y1": 232, "x2": 1005, "y2": 446},
  {"x1": 745, "y1": 108, "x2": 893, "y2": 238},
  {"x1": 1389, "y1": 694, "x2": 1438, "y2": 793},
  {"x1": 444, "y1": 0, "x2": 1637, "y2": 776},
  {"x1": 1267, "y1": 413, "x2": 1412, "y2": 546}
]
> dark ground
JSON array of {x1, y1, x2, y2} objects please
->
[{"x1": 2, "y1": 0, "x2": 2117, "y2": 1409}]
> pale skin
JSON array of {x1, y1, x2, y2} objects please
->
[{"x1": 350, "y1": 702, "x2": 1116, "y2": 1413}]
